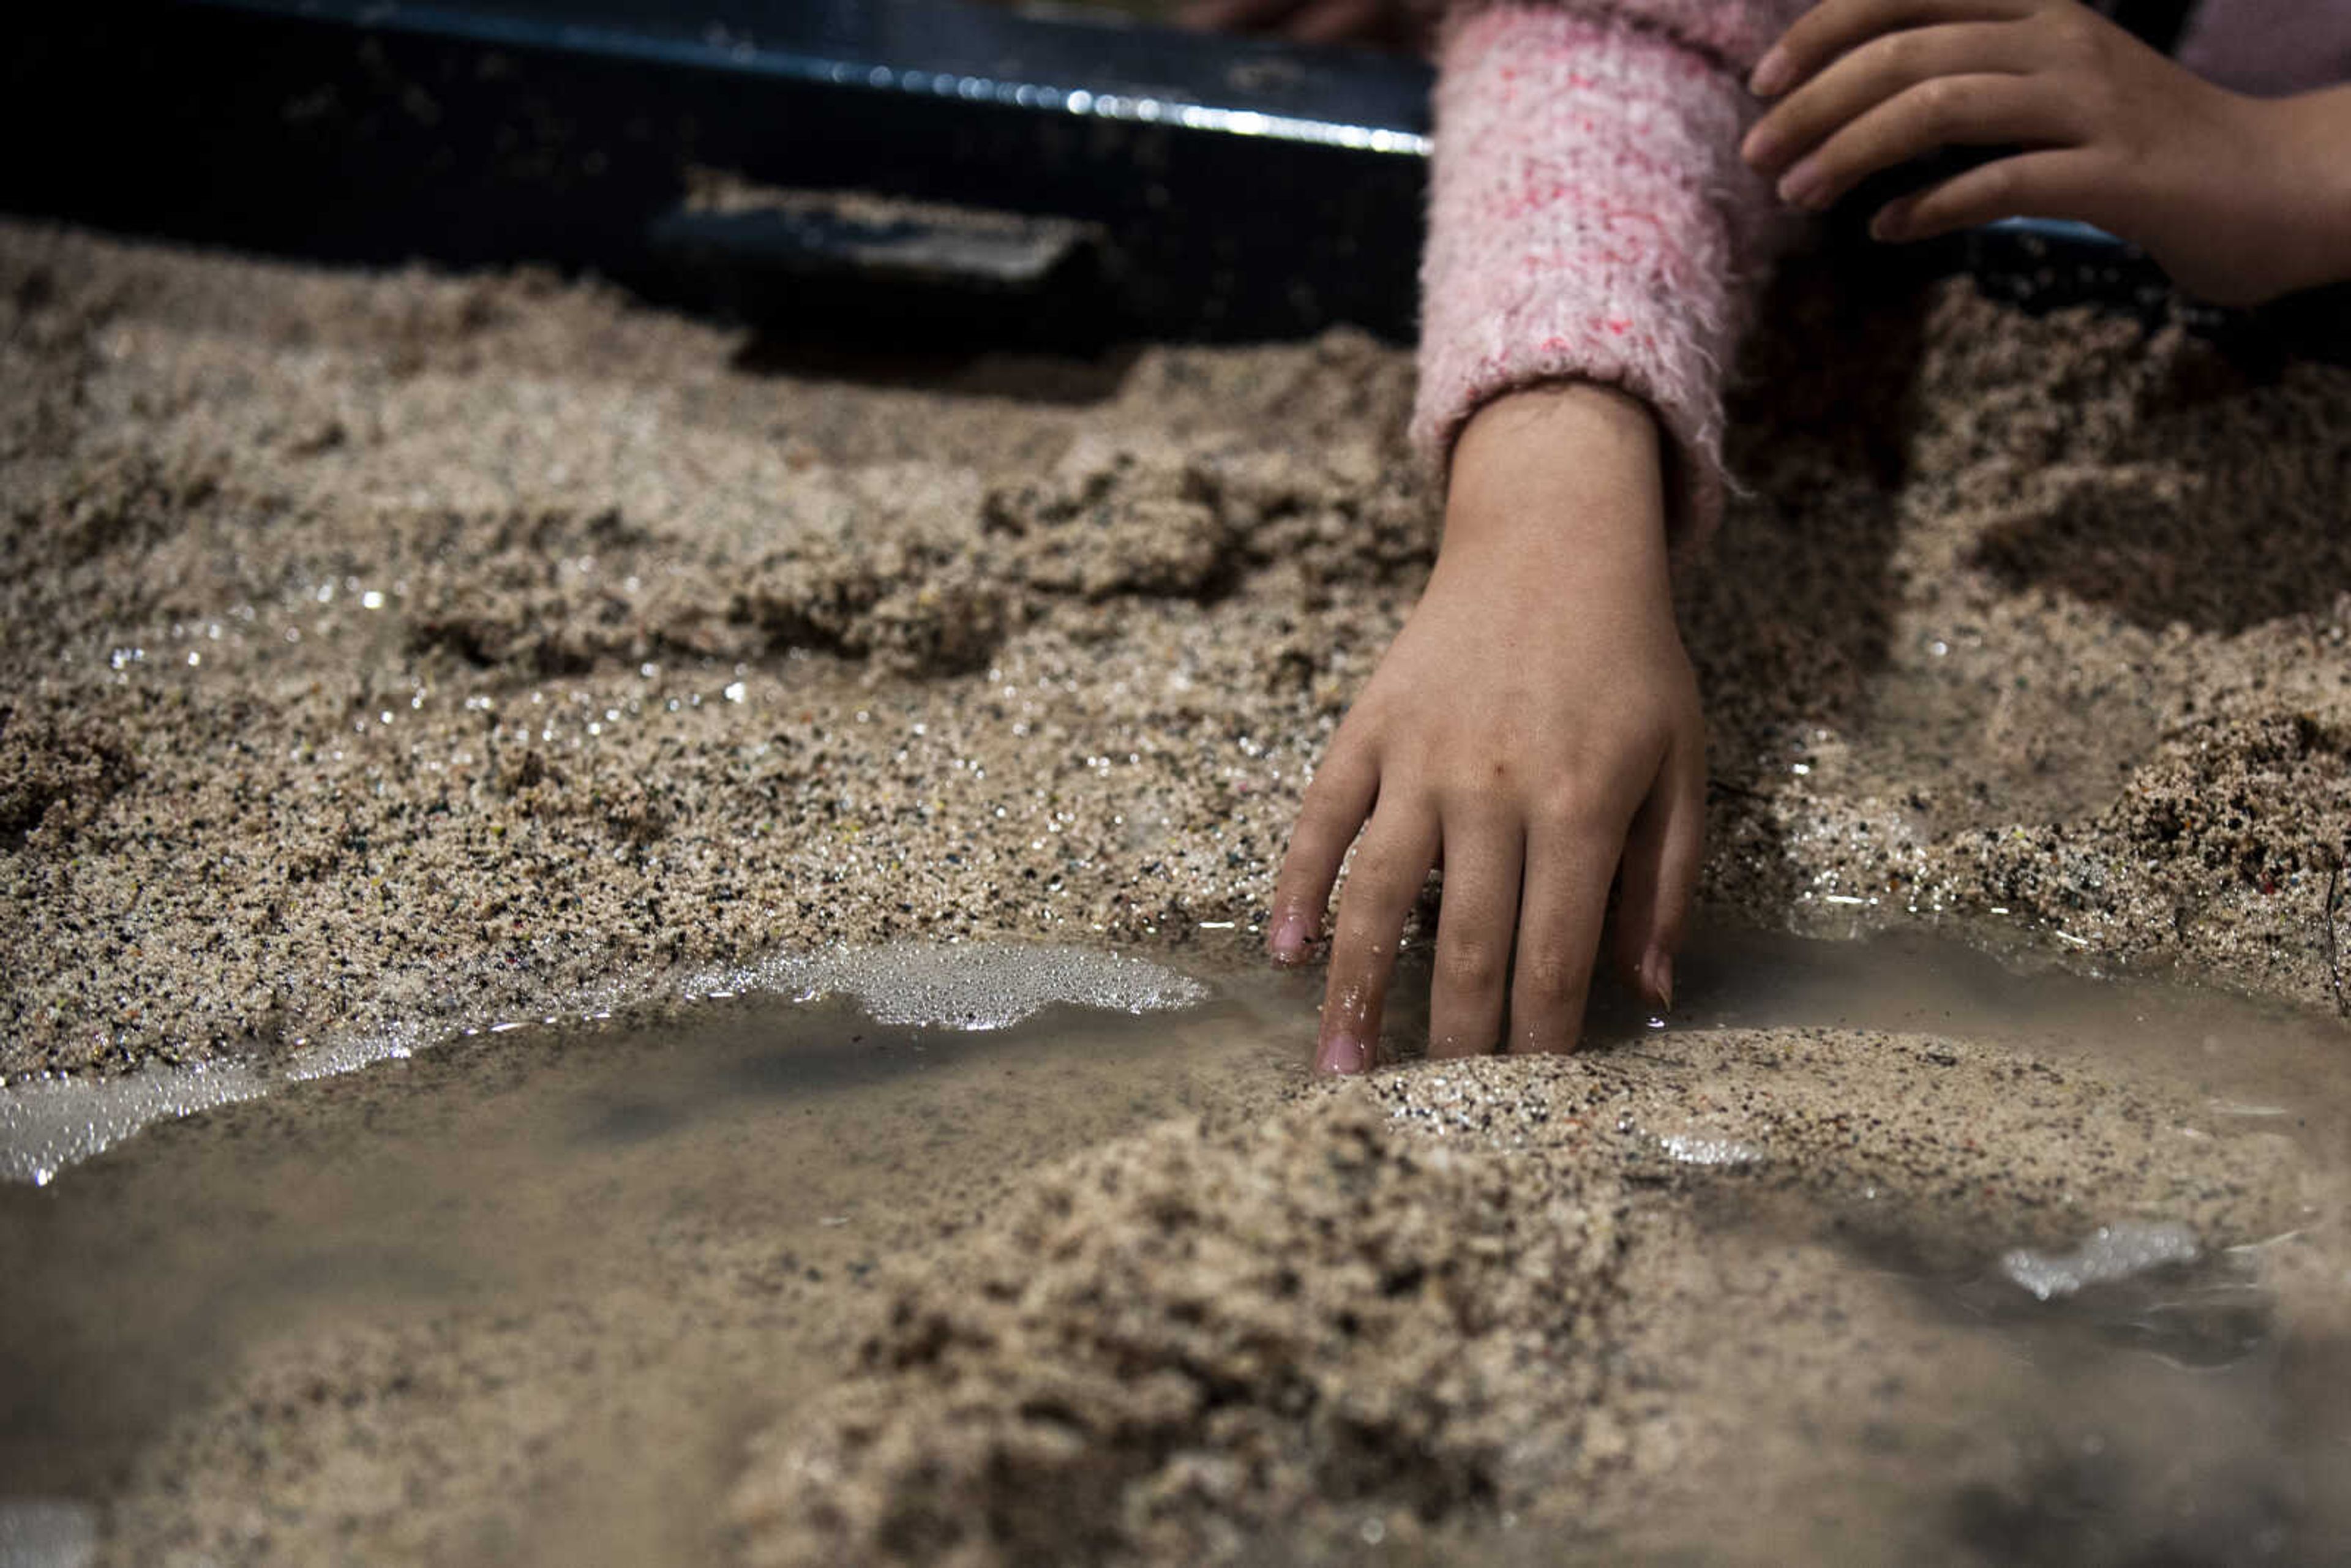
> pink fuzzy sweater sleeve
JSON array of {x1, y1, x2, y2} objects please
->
[{"x1": 1411, "y1": 0, "x2": 1810, "y2": 541}]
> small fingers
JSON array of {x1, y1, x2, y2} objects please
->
[
  {"x1": 1752, "y1": 0, "x2": 2038, "y2": 98},
  {"x1": 1773, "y1": 73, "x2": 2082, "y2": 214},
  {"x1": 1742, "y1": 21, "x2": 2031, "y2": 176},
  {"x1": 1507, "y1": 821, "x2": 1624, "y2": 1056},
  {"x1": 1611, "y1": 728, "x2": 1706, "y2": 1014},
  {"x1": 1315, "y1": 807, "x2": 1442, "y2": 1075},
  {"x1": 1268, "y1": 746, "x2": 1379, "y2": 964},
  {"x1": 1426, "y1": 816, "x2": 1526, "y2": 1059},
  {"x1": 1872, "y1": 147, "x2": 2107, "y2": 239}
]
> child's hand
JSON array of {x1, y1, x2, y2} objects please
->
[
  {"x1": 1268, "y1": 383, "x2": 1704, "y2": 1074},
  {"x1": 1742, "y1": 0, "x2": 2351, "y2": 306}
]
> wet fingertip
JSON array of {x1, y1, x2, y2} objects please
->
[
  {"x1": 1314, "y1": 1032, "x2": 1369, "y2": 1076},
  {"x1": 1267, "y1": 910, "x2": 1313, "y2": 964},
  {"x1": 1643, "y1": 948, "x2": 1675, "y2": 1014}
]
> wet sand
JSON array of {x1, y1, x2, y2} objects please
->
[
  {"x1": 13, "y1": 934, "x2": 2345, "y2": 1567},
  {"x1": 0, "y1": 931, "x2": 2341, "y2": 1567},
  {"x1": 6, "y1": 216, "x2": 2351, "y2": 1564}
]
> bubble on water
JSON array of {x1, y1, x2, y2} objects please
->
[
  {"x1": 710, "y1": 943, "x2": 1210, "y2": 1031},
  {"x1": 0, "y1": 1063, "x2": 271, "y2": 1186},
  {"x1": 1, "y1": 945, "x2": 1209, "y2": 1186},
  {"x1": 1657, "y1": 1131, "x2": 1764, "y2": 1167},
  {"x1": 0, "y1": 1498, "x2": 97, "y2": 1568},
  {"x1": 2001, "y1": 1219, "x2": 2200, "y2": 1301}
]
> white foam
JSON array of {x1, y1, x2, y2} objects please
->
[
  {"x1": 0, "y1": 1062, "x2": 270, "y2": 1187},
  {"x1": 0, "y1": 1499, "x2": 97, "y2": 1568},
  {"x1": 0, "y1": 1015, "x2": 436, "y2": 1186},
  {"x1": 699, "y1": 943, "x2": 1210, "y2": 1031},
  {"x1": 0, "y1": 945, "x2": 1209, "y2": 1187},
  {"x1": 2000, "y1": 1219, "x2": 2200, "y2": 1301},
  {"x1": 1657, "y1": 1131, "x2": 1764, "y2": 1167}
]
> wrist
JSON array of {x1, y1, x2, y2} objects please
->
[
  {"x1": 1440, "y1": 381, "x2": 1670, "y2": 581},
  {"x1": 2268, "y1": 86, "x2": 2351, "y2": 296}
]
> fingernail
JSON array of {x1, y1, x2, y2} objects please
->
[
  {"x1": 1777, "y1": 159, "x2": 1824, "y2": 210},
  {"x1": 1749, "y1": 46, "x2": 1793, "y2": 99},
  {"x1": 1315, "y1": 1032, "x2": 1368, "y2": 1076},
  {"x1": 1269, "y1": 911, "x2": 1311, "y2": 964},
  {"x1": 1870, "y1": 202, "x2": 1911, "y2": 243},
  {"x1": 1740, "y1": 125, "x2": 1779, "y2": 170},
  {"x1": 1645, "y1": 950, "x2": 1675, "y2": 1014}
]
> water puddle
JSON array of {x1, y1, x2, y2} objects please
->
[
  {"x1": 2, "y1": 928, "x2": 2348, "y2": 1565},
  {"x1": 0, "y1": 943, "x2": 1208, "y2": 1185}
]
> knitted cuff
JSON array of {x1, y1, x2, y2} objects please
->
[{"x1": 1411, "y1": 4, "x2": 1785, "y2": 545}]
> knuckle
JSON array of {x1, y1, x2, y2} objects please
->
[
  {"x1": 1303, "y1": 746, "x2": 1369, "y2": 801},
  {"x1": 1437, "y1": 936, "x2": 1507, "y2": 994},
  {"x1": 1534, "y1": 781, "x2": 1619, "y2": 839},
  {"x1": 1349, "y1": 838, "x2": 1419, "y2": 888},
  {"x1": 1280, "y1": 822, "x2": 1346, "y2": 879},
  {"x1": 1912, "y1": 75, "x2": 1962, "y2": 126},
  {"x1": 1531, "y1": 776, "x2": 1592, "y2": 827},
  {"x1": 1297, "y1": 781, "x2": 1354, "y2": 830},
  {"x1": 2047, "y1": 10, "x2": 2099, "y2": 56},
  {"x1": 1877, "y1": 28, "x2": 1924, "y2": 80},
  {"x1": 1973, "y1": 159, "x2": 2022, "y2": 207},
  {"x1": 1515, "y1": 948, "x2": 1582, "y2": 1007}
]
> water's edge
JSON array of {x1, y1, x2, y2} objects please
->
[{"x1": 0, "y1": 944, "x2": 1208, "y2": 1185}]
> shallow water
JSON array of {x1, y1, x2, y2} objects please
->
[
  {"x1": 0, "y1": 953, "x2": 1288, "y2": 1566},
  {"x1": 3, "y1": 929, "x2": 2350, "y2": 1565}
]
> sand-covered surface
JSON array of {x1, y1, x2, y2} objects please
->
[
  {"x1": 5, "y1": 220, "x2": 2349, "y2": 1078},
  {"x1": 729, "y1": 1032, "x2": 2320, "y2": 1568},
  {"x1": 6, "y1": 216, "x2": 2351, "y2": 1564},
  {"x1": 64, "y1": 995, "x2": 2351, "y2": 1567}
]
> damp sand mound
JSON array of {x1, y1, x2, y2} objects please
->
[
  {"x1": 730, "y1": 1028, "x2": 2312, "y2": 1567},
  {"x1": 734, "y1": 1100, "x2": 1619, "y2": 1567}
]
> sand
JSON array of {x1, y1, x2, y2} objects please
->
[
  {"x1": 6, "y1": 215, "x2": 2351, "y2": 1564},
  {"x1": 59, "y1": 969, "x2": 2349, "y2": 1567},
  {"x1": 4, "y1": 222, "x2": 2348, "y2": 1079},
  {"x1": 729, "y1": 1034, "x2": 2314, "y2": 1567}
]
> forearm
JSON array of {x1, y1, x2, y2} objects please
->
[
  {"x1": 2261, "y1": 84, "x2": 2351, "y2": 296},
  {"x1": 1414, "y1": 0, "x2": 1804, "y2": 545}
]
